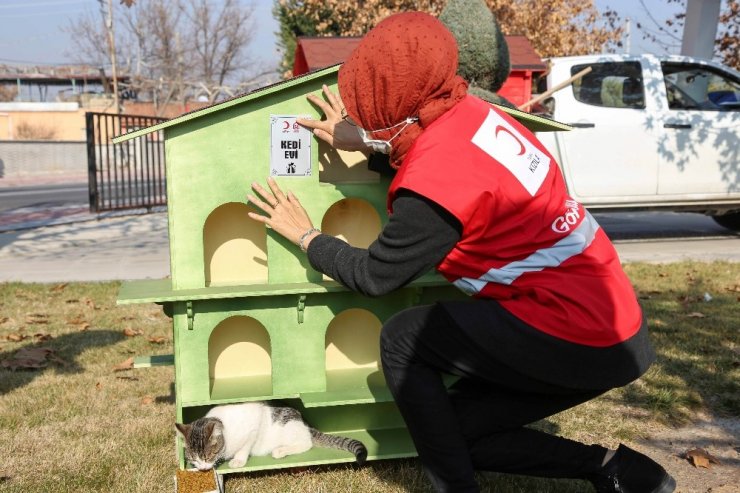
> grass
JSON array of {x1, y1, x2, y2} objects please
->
[{"x1": 0, "y1": 261, "x2": 737, "y2": 492}]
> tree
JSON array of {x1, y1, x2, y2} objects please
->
[
  {"x1": 66, "y1": 0, "x2": 274, "y2": 110},
  {"x1": 274, "y1": 0, "x2": 623, "y2": 75},
  {"x1": 483, "y1": 0, "x2": 623, "y2": 58},
  {"x1": 440, "y1": 0, "x2": 511, "y2": 106},
  {"x1": 273, "y1": 0, "x2": 444, "y2": 76},
  {"x1": 717, "y1": 0, "x2": 739, "y2": 69},
  {"x1": 0, "y1": 85, "x2": 18, "y2": 103}
]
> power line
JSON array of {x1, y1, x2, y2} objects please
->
[
  {"x1": 0, "y1": 0, "x2": 88, "y2": 9},
  {"x1": 0, "y1": 56, "x2": 108, "y2": 66},
  {"x1": 0, "y1": 8, "x2": 86, "y2": 18}
]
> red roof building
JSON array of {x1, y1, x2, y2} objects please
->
[{"x1": 292, "y1": 35, "x2": 546, "y2": 110}]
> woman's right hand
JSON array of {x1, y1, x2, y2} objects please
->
[{"x1": 297, "y1": 85, "x2": 369, "y2": 153}]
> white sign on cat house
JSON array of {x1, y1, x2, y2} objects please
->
[{"x1": 270, "y1": 115, "x2": 312, "y2": 177}]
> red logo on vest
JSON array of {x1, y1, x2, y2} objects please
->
[{"x1": 494, "y1": 125, "x2": 526, "y2": 156}]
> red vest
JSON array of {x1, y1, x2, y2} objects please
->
[{"x1": 388, "y1": 96, "x2": 642, "y2": 347}]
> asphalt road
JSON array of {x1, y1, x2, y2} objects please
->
[
  {"x1": 1, "y1": 182, "x2": 738, "y2": 243},
  {"x1": 0, "y1": 183, "x2": 89, "y2": 212},
  {"x1": 1, "y1": 184, "x2": 738, "y2": 283}
]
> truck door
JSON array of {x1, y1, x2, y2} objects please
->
[
  {"x1": 553, "y1": 60, "x2": 659, "y2": 203},
  {"x1": 658, "y1": 61, "x2": 740, "y2": 196}
]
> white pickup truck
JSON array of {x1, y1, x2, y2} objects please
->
[{"x1": 534, "y1": 54, "x2": 740, "y2": 230}]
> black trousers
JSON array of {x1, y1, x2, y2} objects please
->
[{"x1": 380, "y1": 304, "x2": 611, "y2": 492}]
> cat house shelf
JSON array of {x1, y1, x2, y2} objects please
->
[
  {"x1": 300, "y1": 367, "x2": 392, "y2": 407},
  {"x1": 213, "y1": 427, "x2": 415, "y2": 473},
  {"x1": 117, "y1": 275, "x2": 452, "y2": 305}
]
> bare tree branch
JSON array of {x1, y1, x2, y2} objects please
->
[{"x1": 64, "y1": 0, "x2": 270, "y2": 109}]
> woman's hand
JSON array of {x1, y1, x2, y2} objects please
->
[
  {"x1": 297, "y1": 85, "x2": 369, "y2": 153},
  {"x1": 247, "y1": 177, "x2": 320, "y2": 250}
]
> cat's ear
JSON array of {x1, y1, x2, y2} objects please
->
[
  {"x1": 205, "y1": 420, "x2": 222, "y2": 439},
  {"x1": 174, "y1": 423, "x2": 190, "y2": 439}
]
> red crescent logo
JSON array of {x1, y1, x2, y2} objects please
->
[
  {"x1": 494, "y1": 125, "x2": 526, "y2": 156},
  {"x1": 283, "y1": 121, "x2": 290, "y2": 129}
]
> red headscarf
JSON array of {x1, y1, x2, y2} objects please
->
[{"x1": 338, "y1": 12, "x2": 468, "y2": 168}]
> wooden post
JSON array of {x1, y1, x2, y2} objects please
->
[{"x1": 517, "y1": 66, "x2": 593, "y2": 111}]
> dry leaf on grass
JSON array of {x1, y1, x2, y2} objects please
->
[
  {"x1": 0, "y1": 347, "x2": 54, "y2": 371},
  {"x1": 95, "y1": 382, "x2": 102, "y2": 391},
  {"x1": 0, "y1": 317, "x2": 8, "y2": 324},
  {"x1": 6, "y1": 332, "x2": 28, "y2": 342},
  {"x1": 113, "y1": 357, "x2": 134, "y2": 372},
  {"x1": 25, "y1": 314, "x2": 49, "y2": 324},
  {"x1": 123, "y1": 327, "x2": 143, "y2": 337},
  {"x1": 141, "y1": 396, "x2": 154, "y2": 405},
  {"x1": 51, "y1": 283, "x2": 68, "y2": 292},
  {"x1": 14, "y1": 291, "x2": 30, "y2": 300},
  {"x1": 147, "y1": 336, "x2": 167, "y2": 344},
  {"x1": 686, "y1": 312, "x2": 706, "y2": 318},
  {"x1": 66, "y1": 317, "x2": 91, "y2": 331},
  {"x1": 684, "y1": 447, "x2": 722, "y2": 468}
]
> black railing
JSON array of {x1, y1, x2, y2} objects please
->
[{"x1": 85, "y1": 112, "x2": 167, "y2": 213}]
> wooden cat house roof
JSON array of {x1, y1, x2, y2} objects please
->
[{"x1": 113, "y1": 64, "x2": 568, "y2": 144}]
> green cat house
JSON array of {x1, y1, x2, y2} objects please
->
[{"x1": 114, "y1": 64, "x2": 569, "y2": 474}]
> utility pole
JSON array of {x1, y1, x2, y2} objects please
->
[
  {"x1": 101, "y1": 0, "x2": 120, "y2": 113},
  {"x1": 624, "y1": 17, "x2": 631, "y2": 55},
  {"x1": 681, "y1": 0, "x2": 721, "y2": 59}
]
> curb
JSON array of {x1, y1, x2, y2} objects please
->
[
  {"x1": 0, "y1": 204, "x2": 166, "y2": 233},
  {"x1": 0, "y1": 174, "x2": 89, "y2": 189}
]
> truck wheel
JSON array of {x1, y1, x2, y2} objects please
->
[{"x1": 712, "y1": 212, "x2": 740, "y2": 231}]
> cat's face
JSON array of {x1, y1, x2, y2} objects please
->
[{"x1": 175, "y1": 418, "x2": 225, "y2": 471}]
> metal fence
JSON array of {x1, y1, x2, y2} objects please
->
[{"x1": 85, "y1": 112, "x2": 167, "y2": 213}]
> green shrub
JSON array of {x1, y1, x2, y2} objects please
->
[{"x1": 440, "y1": 0, "x2": 511, "y2": 93}]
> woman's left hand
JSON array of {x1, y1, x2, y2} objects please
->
[
  {"x1": 297, "y1": 85, "x2": 369, "y2": 153},
  {"x1": 247, "y1": 177, "x2": 320, "y2": 249}
]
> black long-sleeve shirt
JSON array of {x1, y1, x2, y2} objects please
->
[{"x1": 307, "y1": 190, "x2": 462, "y2": 296}]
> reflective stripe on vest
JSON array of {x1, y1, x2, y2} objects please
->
[{"x1": 452, "y1": 211, "x2": 601, "y2": 295}]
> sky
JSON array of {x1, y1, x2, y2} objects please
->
[
  {"x1": 0, "y1": 0, "x2": 282, "y2": 67},
  {"x1": 0, "y1": 0, "x2": 687, "y2": 69}
]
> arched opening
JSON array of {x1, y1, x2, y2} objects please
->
[
  {"x1": 317, "y1": 140, "x2": 379, "y2": 184},
  {"x1": 321, "y1": 308, "x2": 386, "y2": 400},
  {"x1": 325, "y1": 308, "x2": 382, "y2": 370},
  {"x1": 321, "y1": 198, "x2": 381, "y2": 249},
  {"x1": 203, "y1": 202, "x2": 267, "y2": 286},
  {"x1": 208, "y1": 316, "x2": 272, "y2": 399}
]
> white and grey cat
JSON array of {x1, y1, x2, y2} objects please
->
[{"x1": 175, "y1": 402, "x2": 368, "y2": 470}]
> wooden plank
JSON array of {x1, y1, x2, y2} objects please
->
[
  {"x1": 117, "y1": 276, "x2": 452, "y2": 305},
  {"x1": 133, "y1": 354, "x2": 174, "y2": 368},
  {"x1": 210, "y1": 428, "x2": 415, "y2": 473},
  {"x1": 301, "y1": 368, "x2": 393, "y2": 407}
]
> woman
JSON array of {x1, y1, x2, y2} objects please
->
[{"x1": 247, "y1": 12, "x2": 675, "y2": 493}]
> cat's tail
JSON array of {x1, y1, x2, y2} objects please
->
[{"x1": 309, "y1": 428, "x2": 368, "y2": 465}]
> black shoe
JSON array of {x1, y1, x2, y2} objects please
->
[{"x1": 588, "y1": 444, "x2": 676, "y2": 493}]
